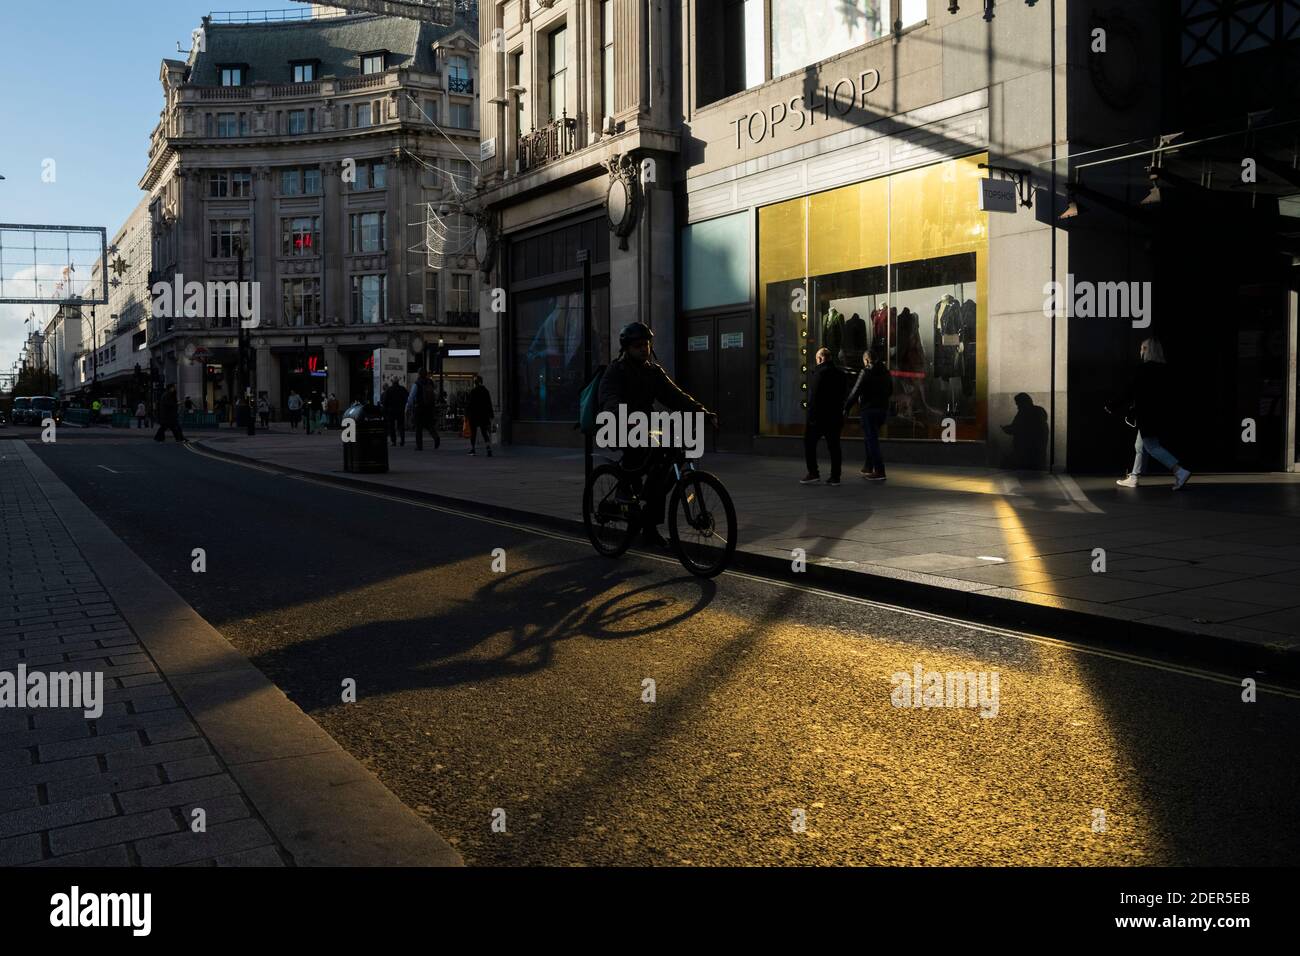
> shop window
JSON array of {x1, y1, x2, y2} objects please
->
[
  {"x1": 757, "y1": 154, "x2": 987, "y2": 441},
  {"x1": 514, "y1": 280, "x2": 610, "y2": 422},
  {"x1": 771, "y1": 0, "x2": 883, "y2": 79},
  {"x1": 697, "y1": 0, "x2": 765, "y2": 106},
  {"x1": 350, "y1": 212, "x2": 386, "y2": 253},
  {"x1": 682, "y1": 213, "x2": 751, "y2": 311},
  {"x1": 281, "y1": 216, "x2": 320, "y2": 256}
]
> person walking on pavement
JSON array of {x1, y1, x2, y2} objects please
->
[
  {"x1": 287, "y1": 390, "x2": 303, "y2": 430},
  {"x1": 407, "y1": 368, "x2": 441, "y2": 451},
  {"x1": 466, "y1": 375, "x2": 494, "y2": 456},
  {"x1": 326, "y1": 393, "x2": 341, "y2": 429},
  {"x1": 383, "y1": 377, "x2": 409, "y2": 447},
  {"x1": 91, "y1": 398, "x2": 102, "y2": 425},
  {"x1": 1108, "y1": 336, "x2": 1192, "y2": 490},
  {"x1": 135, "y1": 401, "x2": 147, "y2": 429},
  {"x1": 257, "y1": 393, "x2": 270, "y2": 430},
  {"x1": 844, "y1": 342, "x2": 893, "y2": 482},
  {"x1": 153, "y1": 385, "x2": 185, "y2": 443},
  {"x1": 802, "y1": 348, "x2": 849, "y2": 486}
]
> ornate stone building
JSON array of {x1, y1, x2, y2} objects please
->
[{"x1": 140, "y1": 7, "x2": 481, "y2": 416}]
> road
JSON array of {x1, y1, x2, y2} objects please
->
[{"x1": 23, "y1": 430, "x2": 1300, "y2": 866}]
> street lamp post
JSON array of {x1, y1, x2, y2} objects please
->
[
  {"x1": 436, "y1": 336, "x2": 445, "y2": 428},
  {"x1": 235, "y1": 238, "x2": 256, "y2": 435}
]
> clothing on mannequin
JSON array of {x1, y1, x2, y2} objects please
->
[
  {"x1": 822, "y1": 307, "x2": 844, "y2": 357},
  {"x1": 842, "y1": 312, "x2": 867, "y2": 367}
]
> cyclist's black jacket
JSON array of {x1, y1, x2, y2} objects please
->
[{"x1": 598, "y1": 355, "x2": 709, "y2": 418}]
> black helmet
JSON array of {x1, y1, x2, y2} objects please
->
[{"x1": 618, "y1": 321, "x2": 653, "y2": 348}]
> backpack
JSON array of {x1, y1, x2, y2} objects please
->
[
  {"x1": 417, "y1": 379, "x2": 437, "y2": 409},
  {"x1": 577, "y1": 365, "x2": 607, "y2": 434}
]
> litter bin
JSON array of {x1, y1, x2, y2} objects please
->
[{"x1": 342, "y1": 402, "x2": 389, "y2": 473}]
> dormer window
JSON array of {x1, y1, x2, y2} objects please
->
[
  {"x1": 292, "y1": 61, "x2": 317, "y2": 84},
  {"x1": 361, "y1": 52, "x2": 386, "y2": 75},
  {"x1": 219, "y1": 65, "x2": 245, "y2": 87}
]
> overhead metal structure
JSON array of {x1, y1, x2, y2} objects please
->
[{"x1": 289, "y1": 0, "x2": 457, "y2": 24}]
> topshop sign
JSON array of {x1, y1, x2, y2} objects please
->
[{"x1": 730, "y1": 70, "x2": 882, "y2": 148}]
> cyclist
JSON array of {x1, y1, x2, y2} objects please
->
[{"x1": 598, "y1": 321, "x2": 717, "y2": 547}]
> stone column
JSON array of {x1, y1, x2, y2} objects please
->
[
  {"x1": 321, "y1": 160, "x2": 345, "y2": 325},
  {"x1": 324, "y1": 343, "x2": 347, "y2": 407},
  {"x1": 252, "y1": 166, "x2": 276, "y2": 331}
]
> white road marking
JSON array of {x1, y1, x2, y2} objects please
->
[{"x1": 96, "y1": 465, "x2": 120, "y2": 474}]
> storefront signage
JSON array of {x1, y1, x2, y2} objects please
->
[
  {"x1": 687, "y1": 335, "x2": 710, "y2": 352},
  {"x1": 731, "y1": 70, "x2": 882, "y2": 149},
  {"x1": 979, "y1": 178, "x2": 1018, "y2": 214},
  {"x1": 720, "y1": 332, "x2": 744, "y2": 349},
  {"x1": 480, "y1": 137, "x2": 497, "y2": 161},
  {"x1": 372, "y1": 347, "x2": 406, "y2": 403}
]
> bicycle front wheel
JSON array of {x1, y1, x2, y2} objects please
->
[
  {"x1": 667, "y1": 470, "x2": 737, "y2": 578},
  {"x1": 583, "y1": 463, "x2": 638, "y2": 558}
]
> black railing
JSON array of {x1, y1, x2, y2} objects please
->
[
  {"x1": 518, "y1": 115, "x2": 578, "y2": 173},
  {"x1": 447, "y1": 75, "x2": 474, "y2": 94}
]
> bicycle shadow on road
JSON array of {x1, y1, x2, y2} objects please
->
[{"x1": 240, "y1": 551, "x2": 719, "y2": 711}]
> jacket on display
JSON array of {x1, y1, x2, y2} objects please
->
[
  {"x1": 822, "y1": 308, "x2": 844, "y2": 356},
  {"x1": 843, "y1": 313, "x2": 867, "y2": 354},
  {"x1": 960, "y1": 299, "x2": 977, "y2": 393},
  {"x1": 933, "y1": 295, "x2": 962, "y2": 379}
]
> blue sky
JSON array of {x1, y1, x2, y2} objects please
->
[{"x1": 0, "y1": 1, "x2": 245, "y2": 371}]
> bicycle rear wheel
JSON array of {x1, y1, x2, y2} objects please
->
[
  {"x1": 667, "y1": 470, "x2": 737, "y2": 578},
  {"x1": 583, "y1": 463, "x2": 638, "y2": 558}
]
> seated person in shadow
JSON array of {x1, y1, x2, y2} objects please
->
[{"x1": 1001, "y1": 392, "x2": 1049, "y2": 470}]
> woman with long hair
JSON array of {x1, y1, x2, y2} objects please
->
[{"x1": 1110, "y1": 336, "x2": 1191, "y2": 490}]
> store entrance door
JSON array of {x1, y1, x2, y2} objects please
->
[{"x1": 683, "y1": 312, "x2": 753, "y2": 453}]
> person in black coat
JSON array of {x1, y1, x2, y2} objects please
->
[
  {"x1": 844, "y1": 342, "x2": 894, "y2": 481},
  {"x1": 466, "y1": 375, "x2": 495, "y2": 456},
  {"x1": 802, "y1": 348, "x2": 849, "y2": 485},
  {"x1": 1107, "y1": 336, "x2": 1191, "y2": 489},
  {"x1": 382, "y1": 378, "x2": 409, "y2": 447},
  {"x1": 153, "y1": 385, "x2": 185, "y2": 443}
]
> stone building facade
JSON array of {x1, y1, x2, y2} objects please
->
[{"x1": 140, "y1": 8, "x2": 482, "y2": 418}]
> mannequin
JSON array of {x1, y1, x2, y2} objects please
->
[
  {"x1": 933, "y1": 294, "x2": 962, "y2": 416},
  {"x1": 822, "y1": 307, "x2": 844, "y2": 358},
  {"x1": 842, "y1": 312, "x2": 867, "y2": 368},
  {"x1": 959, "y1": 299, "x2": 976, "y2": 399}
]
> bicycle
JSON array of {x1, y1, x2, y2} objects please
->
[{"x1": 583, "y1": 444, "x2": 738, "y2": 578}]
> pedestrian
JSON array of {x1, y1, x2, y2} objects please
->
[
  {"x1": 383, "y1": 377, "x2": 409, "y2": 447},
  {"x1": 801, "y1": 347, "x2": 848, "y2": 486},
  {"x1": 844, "y1": 342, "x2": 893, "y2": 482},
  {"x1": 326, "y1": 393, "x2": 340, "y2": 429},
  {"x1": 183, "y1": 396, "x2": 195, "y2": 416},
  {"x1": 1109, "y1": 336, "x2": 1192, "y2": 490},
  {"x1": 407, "y1": 368, "x2": 441, "y2": 451},
  {"x1": 153, "y1": 385, "x2": 185, "y2": 443},
  {"x1": 257, "y1": 393, "x2": 270, "y2": 429},
  {"x1": 287, "y1": 390, "x2": 303, "y2": 430},
  {"x1": 135, "y1": 400, "x2": 147, "y2": 429},
  {"x1": 466, "y1": 375, "x2": 494, "y2": 456},
  {"x1": 91, "y1": 398, "x2": 101, "y2": 424}
]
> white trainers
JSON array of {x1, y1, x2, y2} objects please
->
[
  {"x1": 1115, "y1": 474, "x2": 1139, "y2": 488},
  {"x1": 1172, "y1": 467, "x2": 1192, "y2": 490}
]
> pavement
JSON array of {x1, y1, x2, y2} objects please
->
[
  {"x1": 188, "y1": 423, "x2": 1300, "y2": 675},
  {"x1": 24, "y1": 431, "x2": 1300, "y2": 865},
  {"x1": 0, "y1": 437, "x2": 461, "y2": 867}
]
